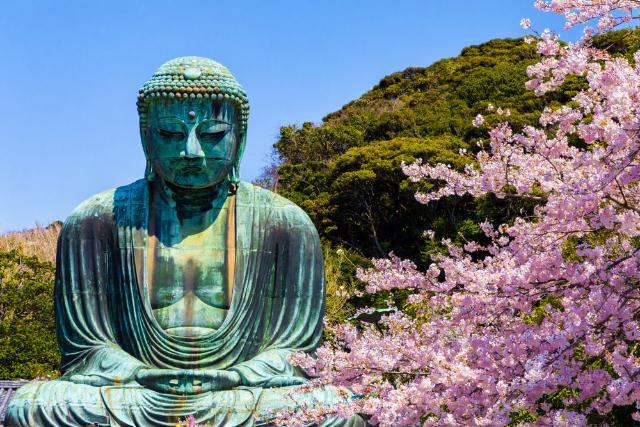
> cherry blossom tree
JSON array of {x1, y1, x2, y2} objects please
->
[{"x1": 276, "y1": 1, "x2": 640, "y2": 426}]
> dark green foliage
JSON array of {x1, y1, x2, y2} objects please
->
[
  {"x1": 265, "y1": 32, "x2": 638, "y2": 263},
  {"x1": 279, "y1": 136, "x2": 463, "y2": 257},
  {"x1": 0, "y1": 250, "x2": 59, "y2": 379},
  {"x1": 266, "y1": 37, "x2": 556, "y2": 262},
  {"x1": 592, "y1": 28, "x2": 640, "y2": 61}
]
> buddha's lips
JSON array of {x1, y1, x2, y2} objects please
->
[
  {"x1": 172, "y1": 158, "x2": 230, "y2": 172},
  {"x1": 170, "y1": 157, "x2": 230, "y2": 162},
  {"x1": 180, "y1": 166, "x2": 203, "y2": 174}
]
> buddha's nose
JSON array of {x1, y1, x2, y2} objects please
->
[{"x1": 180, "y1": 128, "x2": 205, "y2": 159}]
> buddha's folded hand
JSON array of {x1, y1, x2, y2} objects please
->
[
  {"x1": 135, "y1": 368, "x2": 241, "y2": 394},
  {"x1": 69, "y1": 371, "x2": 138, "y2": 387},
  {"x1": 261, "y1": 375, "x2": 308, "y2": 388}
]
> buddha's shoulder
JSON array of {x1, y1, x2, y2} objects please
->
[
  {"x1": 65, "y1": 179, "x2": 147, "y2": 225},
  {"x1": 237, "y1": 181, "x2": 312, "y2": 224}
]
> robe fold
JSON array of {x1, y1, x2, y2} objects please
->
[{"x1": 6, "y1": 180, "x2": 366, "y2": 427}]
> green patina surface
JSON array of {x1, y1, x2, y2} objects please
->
[{"x1": 6, "y1": 57, "x2": 366, "y2": 427}]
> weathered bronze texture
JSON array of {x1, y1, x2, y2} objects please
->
[{"x1": 6, "y1": 57, "x2": 365, "y2": 427}]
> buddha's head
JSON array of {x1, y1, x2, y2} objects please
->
[{"x1": 137, "y1": 57, "x2": 249, "y2": 189}]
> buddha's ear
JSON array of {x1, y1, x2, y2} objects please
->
[
  {"x1": 144, "y1": 161, "x2": 155, "y2": 181},
  {"x1": 139, "y1": 123, "x2": 155, "y2": 181},
  {"x1": 139, "y1": 127, "x2": 149, "y2": 154},
  {"x1": 229, "y1": 129, "x2": 246, "y2": 189}
]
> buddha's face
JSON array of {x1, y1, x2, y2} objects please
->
[{"x1": 144, "y1": 99, "x2": 239, "y2": 189}]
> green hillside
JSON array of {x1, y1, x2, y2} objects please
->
[{"x1": 262, "y1": 36, "x2": 594, "y2": 263}]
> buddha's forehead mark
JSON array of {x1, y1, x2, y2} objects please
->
[
  {"x1": 156, "y1": 115, "x2": 232, "y2": 126},
  {"x1": 150, "y1": 100, "x2": 234, "y2": 122},
  {"x1": 152, "y1": 101, "x2": 209, "y2": 114}
]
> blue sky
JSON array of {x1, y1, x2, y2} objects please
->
[{"x1": 0, "y1": 1, "x2": 572, "y2": 232}]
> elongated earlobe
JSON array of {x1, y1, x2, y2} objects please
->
[
  {"x1": 140, "y1": 124, "x2": 154, "y2": 181},
  {"x1": 228, "y1": 131, "x2": 246, "y2": 189},
  {"x1": 145, "y1": 161, "x2": 155, "y2": 181},
  {"x1": 228, "y1": 165, "x2": 239, "y2": 194}
]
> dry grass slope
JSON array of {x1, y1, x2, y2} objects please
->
[{"x1": 0, "y1": 222, "x2": 61, "y2": 263}]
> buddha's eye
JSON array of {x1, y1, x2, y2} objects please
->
[
  {"x1": 157, "y1": 128, "x2": 185, "y2": 140},
  {"x1": 198, "y1": 123, "x2": 230, "y2": 142}
]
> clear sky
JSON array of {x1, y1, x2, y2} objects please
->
[{"x1": 0, "y1": 1, "x2": 572, "y2": 233}]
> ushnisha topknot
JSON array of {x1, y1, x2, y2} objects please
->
[{"x1": 136, "y1": 56, "x2": 250, "y2": 131}]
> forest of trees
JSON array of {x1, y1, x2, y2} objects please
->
[
  {"x1": 258, "y1": 37, "x2": 562, "y2": 265},
  {"x1": 0, "y1": 249, "x2": 58, "y2": 379},
  {"x1": 0, "y1": 223, "x2": 60, "y2": 379},
  {"x1": 259, "y1": 32, "x2": 640, "y2": 266}
]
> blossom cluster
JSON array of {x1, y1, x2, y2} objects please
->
[
  {"x1": 278, "y1": 1, "x2": 640, "y2": 426},
  {"x1": 534, "y1": 0, "x2": 640, "y2": 31}
]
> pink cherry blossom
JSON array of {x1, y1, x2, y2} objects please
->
[{"x1": 472, "y1": 113, "x2": 485, "y2": 127}]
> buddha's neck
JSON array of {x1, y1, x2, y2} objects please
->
[{"x1": 151, "y1": 178, "x2": 231, "y2": 225}]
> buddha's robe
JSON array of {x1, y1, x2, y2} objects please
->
[{"x1": 7, "y1": 180, "x2": 365, "y2": 427}]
